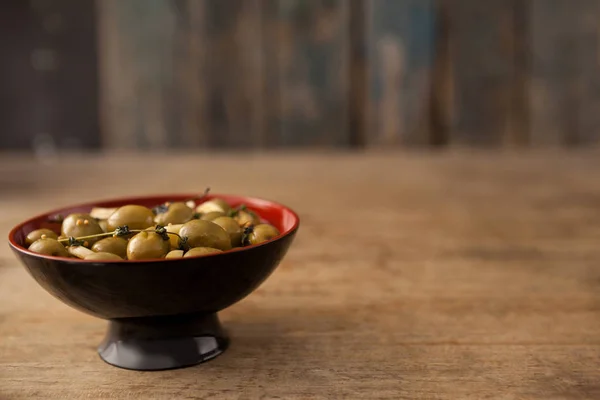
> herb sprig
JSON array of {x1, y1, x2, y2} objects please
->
[
  {"x1": 57, "y1": 225, "x2": 188, "y2": 249},
  {"x1": 152, "y1": 187, "x2": 211, "y2": 215},
  {"x1": 241, "y1": 225, "x2": 254, "y2": 246}
]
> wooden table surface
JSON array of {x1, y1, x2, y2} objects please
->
[{"x1": 1, "y1": 151, "x2": 600, "y2": 399}]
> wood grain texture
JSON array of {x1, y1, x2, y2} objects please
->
[
  {"x1": 530, "y1": 0, "x2": 600, "y2": 146},
  {"x1": 428, "y1": 0, "x2": 453, "y2": 147},
  {"x1": 98, "y1": 0, "x2": 351, "y2": 149},
  {"x1": 445, "y1": 0, "x2": 530, "y2": 147},
  {"x1": 2, "y1": 151, "x2": 600, "y2": 398},
  {"x1": 0, "y1": 0, "x2": 99, "y2": 151},
  {"x1": 347, "y1": 0, "x2": 368, "y2": 147},
  {"x1": 202, "y1": 0, "x2": 267, "y2": 148},
  {"x1": 263, "y1": 0, "x2": 351, "y2": 147},
  {"x1": 97, "y1": 0, "x2": 177, "y2": 149},
  {"x1": 98, "y1": 0, "x2": 265, "y2": 149},
  {"x1": 366, "y1": 0, "x2": 436, "y2": 147},
  {"x1": 510, "y1": 0, "x2": 531, "y2": 147},
  {"x1": 11, "y1": 1, "x2": 600, "y2": 150}
]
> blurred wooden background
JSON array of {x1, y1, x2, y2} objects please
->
[{"x1": 2, "y1": 0, "x2": 600, "y2": 150}]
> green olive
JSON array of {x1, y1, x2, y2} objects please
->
[
  {"x1": 248, "y1": 224, "x2": 280, "y2": 245},
  {"x1": 154, "y1": 202, "x2": 195, "y2": 225},
  {"x1": 84, "y1": 252, "x2": 123, "y2": 261},
  {"x1": 165, "y1": 250, "x2": 184, "y2": 259},
  {"x1": 179, "y1": 220, "x2": 232, "y2": 251},
  {"x1": 184, "y1": 247, "x2": 223, "y2": 257},
  {"x1": 165, "y1": 224, "x2": 183, "y2": 250},
  {"x1": 199, "y1": 211, "x2": 226, "y2": 221},
  {"x1": 29, "y1": 238, "x2": 70, "y2": 257},
  {"x1": 234, "y1": 209, "x2": 260, "y2": 227},
  {"x1": 25, "y1": 229, "x2": 58, "y2": 246},
  {"x1": 61, "y1": 213, "x2": 104, "y2": 245},
  {"x1": 98, "y1": 220, "x2": 109, "y2": 233},
  {"x1": 107, "y1": 205, "x2": 154, "y2": 231},
  {"x1": 91, "y1": 237, "x2": 128, "y2": 259},
  {"x1": 195, "y1": 199, "x2": 231, "y2": 215},
  {"x1": 126, "y1": 231, "x2": 170, "y2": 260},
  {"x1": 211, "y1": 216, "x2": 243, "y2": 247}
]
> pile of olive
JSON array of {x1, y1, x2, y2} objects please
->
[{"x1": 26, "y1": 196, "x2": 281, "y2": 261}]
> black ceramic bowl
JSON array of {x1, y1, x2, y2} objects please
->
[{"x1": 8, "y1": 194, "x2": 299, "y2": 371}]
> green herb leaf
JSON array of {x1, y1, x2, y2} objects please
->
[
  {"x1": 228, "y1": 204, "x2": 248, "y2": 218},
  {"x1": 185, "y1": 187, "x2": 211, "y2": 204},
  {"x1": 114, "y1": 225, "x2": 131, "y2": 237},
  {"x1": 68, "y1": 237, "x2": 85, "y2": 246},
  {"x1": 154, "y1": 225, "x2": 170, "y2": 241},
  {"x1": 178, "y1": 236, "x2": 190, "y2": 251},
  {"x1": 200, "y1": 187, "x2": 210, "y2": 198},
  {"x1": 152, "y1": 203, "x2": 169, "y2": 215},
  {"x1": 241, "y1": 225, "x2": 254, "y2": 246}
]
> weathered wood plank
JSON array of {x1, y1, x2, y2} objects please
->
[
  {"x1": 445, "y1": 0, "x2": 528, "y2": 147},
  {"x1": 366, "y1": 0, "x2": 436, "y2": 147},
  {"x1": 15, "y1": 0, "x2": 600, "y2": 150},
  {"x1": 98, "y1": 0, "x2": 351, "y2": 149},
  {"x1": 347, "y1": 0, "x2": 368, "y2": 148},
  {"x1": 429, "y1": 0, "x2": 453, "y2": 147},
  {"x1": 510, "y1": 0, "x2": 531, "y2": 147},
  {"x1": 97, "y1": 0, "x2": 265, "y2": 149},
  {"x1": 201, "y1": 0, "x2": 266, "y2": 148},
  {"x1": 97, "y1": 0, "x2": 177, "y2": 149},
  {"x1": 0, "y1": 0, "x2": 99, "y2": 151},
  {"x1": 530, "y1": 0, "x2": 600, "y2": 146},
  {"x1": 168, "y1": 0, "x2": 209, "y2": 148},
  {"x1": 262, "y1": 0, "x2": 351, "y2": 148}
]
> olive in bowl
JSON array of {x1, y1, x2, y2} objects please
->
[{"x1": 8, "y1": 193, "x2": 299, "y2": 371}]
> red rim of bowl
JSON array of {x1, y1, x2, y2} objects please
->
[{"x1": 8, "y1": 193, "x2": 300, "y2": 263}]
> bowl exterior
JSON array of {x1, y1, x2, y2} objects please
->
[
  {"x1": 8, "y1": 194, "x2": 299, "y2": 319},
  {"x1": 11, "y1": 228, "x2": 297, "y2": 319}
]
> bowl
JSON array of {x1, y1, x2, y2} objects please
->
[{"x1": 8, "y1": 193, "x2": 299, "y2": 371}]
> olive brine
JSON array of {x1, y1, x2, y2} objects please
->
[{"x1": 26, "y1": 195, "x2": 280, "y2": 260}]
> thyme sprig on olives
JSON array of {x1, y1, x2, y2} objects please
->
[
  {"x1": 177, "y1": 236, "x2": 190, "y2": 252},
  {"x1": 114, "y1": 225, "x2": 132, "y2": 237},
  {"x1": 57, "y1": 225, "x2": 187, "y2": 247},
  {"x1": 241, "y1": 225, "x2": 254, "y2": 246},
  {"x1": 151, "y1": 203, "x2": 169, "y2": 215},
  {"x1": 228, "y1": 204, "x2": 247, "y2": 218},
  {"x1": 186, "y1": 187, "x2": 211, "y2": 204},
  {"x1": 67, "y1": 237, "x2": 86, "y2": 247},
  {"x1": 154, "y1": 225, "x2": 171, "y2": 241},
  {"x1": 152, "y1": 187, "x2": 211, "y2": 215}
]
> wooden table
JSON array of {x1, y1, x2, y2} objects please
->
[{"x1": 2, "y1": 151, "x2": 600, "y2": 399}]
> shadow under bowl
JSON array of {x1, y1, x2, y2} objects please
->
[{"x1": 8, "y1": 194, "x2": 299, "y2": 371}]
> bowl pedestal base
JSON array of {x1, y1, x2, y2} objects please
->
[{"x1": 98, "y1": 313, "x2": 229, "y2": 371}]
